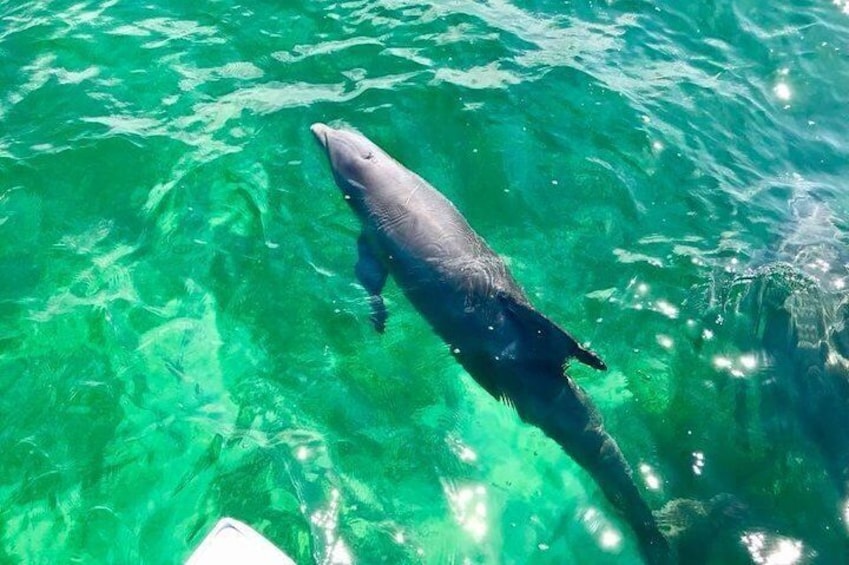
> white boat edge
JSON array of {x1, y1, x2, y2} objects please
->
[{"x1": 185, "y1": 517, "x2": 298, "y2": 565}]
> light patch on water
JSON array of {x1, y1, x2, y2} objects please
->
[
  {"x1": 713, "y1": 356, "x2": 733, "y2": 370},
  {"x1": 276, "y1": 37, "x2": 384, "y2": 64},
  {"x1": 82, "y1": 115, "x2": 163, "y2": 136},
  {"x1": 843, "y1": 498, "x2": 849, "y2": 530},
  {"x1": 828, "y1": 350, "x2": 849, "y2": 368},
  {"x1": 175, "y1": 61, "x2": 264, "y2": 91},
  {"x1": 310, "y1": 489, "x2": 354, "y2": 565},
  {"x1": 432, "y1": 62, "x2": 523, "y2": 90},
  {"x1": 615, "y1": 249, "x2": 664, "y2": 268},
  {"x1": 139, "y1": 17, "x2": 224, "y2": 49},
  {"x1": 307, "y1": 262, "x2": 335, "y2": 277},
  {"x1": 581, "y1": 507, "x2": 623, "y2": 553},
  {"x1": 443, "y1": 483, "x2": 489, "y2": 542},
  {"x1": 702, "y1": 328, "x2": 715, "y2": 340},
  {"x1": 656, "y1": 335, "x2": 674, "y2": 350},
  {"x1": 741, "y1": 532, "x2": 804, "y2": 565},
  {"x1": 805, "y1": 257, "x2": 831, "y2": 273},
  {"x1": 639, "y1": 463, "x2": 662, "y2": 491},
  {"x1": 446, "y1": 435, "x2": 478, "y2": 463},
  {"x1": 740, "y1": 354, "x2": 757, "y2": 370},
  {"x1": 7, "y1": 54, "x2": 58, "y2": 109},
  {"x1": 724, "y1": 257, "x2": 742, "y2": 274},
  {"x1": 835, "y1": 0, "x2": 849, "y2": 14},
  {"x1": 773, "y1": 82, "x2": 792, "y2": 101},
  {"x1": 713, "y1": 353, "x2": 759, "y2": 378},
  {"x1": 326, "y1": 540, "x2": 354, "y2": 565},
  {"x1": 655, "y1": 300, "x2": 679, "y2": 319},
  {"x1": 692, "y1": 451, "x2": 705, "y2": 476},
  {"x1": 600, "y1": 529, "x2": 622, "y2": 549},
  {"x1": 56, "y1": 66, "x2": 100, "y2": 85}
]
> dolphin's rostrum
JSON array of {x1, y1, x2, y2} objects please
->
[{"x1": 311, "y1": 122, "x2": 671, "y2": 564}]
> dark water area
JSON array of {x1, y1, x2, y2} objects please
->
[{"x1": 1, "y1": 0, "x2": 849, "y2": 563}]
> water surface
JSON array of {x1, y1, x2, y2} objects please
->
[{"x1": 2, "y1": 0, "x2": 849, "y2": 563}]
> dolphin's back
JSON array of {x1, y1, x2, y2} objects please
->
[
  {"x1": 365, "y1": 165, "x2": 499, "y2": 268},
  {"x1": 361, "y1": 162, "x2": 526, "y2": 331}
]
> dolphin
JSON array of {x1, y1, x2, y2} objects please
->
[
  {"x1": 708, "y1": 191, "x2": 849, "y2": 501},
  {"x1": 310, "y1": 122, "x2": 671, "y2": 564}
]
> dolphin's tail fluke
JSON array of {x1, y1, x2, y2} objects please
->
[
  {"x1": 542, "y1": 399, "x2": 747, "y2": 565},
  {"x1": 578, "y1": 437, "x2": 673, "y2": 565},
  {"x1": 517, "y1": 383, "x2": 674, "y2": 565}
]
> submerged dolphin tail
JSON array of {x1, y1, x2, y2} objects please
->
[
  {"x1": 577, "y1": 431, "x2": 672, "y2": 565},
  {"x1": 521, "y1": 384, "x2": 672, "y2": 565}
]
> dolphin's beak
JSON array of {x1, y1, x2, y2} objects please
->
[{"x1": 310, "y1": 123, "x2": 330, "y2": 150}]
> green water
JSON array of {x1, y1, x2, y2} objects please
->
[{"x1": 2, "y1": 0, "x2": 849, "y2": 563}]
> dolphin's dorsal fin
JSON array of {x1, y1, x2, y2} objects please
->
[
  {"x1": 498, "y1": 293, "x2": 607, "y2": 371},
  {"x1": 355, "y1": 233, "x2": 388, "y2": 332}
]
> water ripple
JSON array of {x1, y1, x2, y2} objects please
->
[{"x1": 2, "y1": 0, "x2": 849, "y2": 562}]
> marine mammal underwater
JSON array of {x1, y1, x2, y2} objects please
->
[
  {"x1": 310, "y1": 122, "x2": 671, "y2": 563},
  {"x1": 700, "y1": 190, "x2": 849, "y2": 510}
]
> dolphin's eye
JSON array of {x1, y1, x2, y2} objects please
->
[{"x1": 364, "y1": 151, "x2": 374, "y2": 160}]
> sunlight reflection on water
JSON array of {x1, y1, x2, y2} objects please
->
[
  {"x1": 580, "y1": 507, "x2": 623, "y2": 554},
  {"x1": 2, "y1": 0, "x2": 849, "y2": 561},
  {"x1": 639, "y1": 463, "x2": 662, "y2": 491},
  {"x1": 713, "y1": 353, "x2": 759, "y2": 379},
  {"x1": 741, "y1": 532, "x2": 804, "y2": 565},
  {"x1": 443, "y1": 482, "x2": 489, "y2": 542},
  {"x1": 310, "y1": 488, "x2": 353, "y2": 565},
  {"x1": 692, "y1": 451, "x2": 705, "y2": 476}
]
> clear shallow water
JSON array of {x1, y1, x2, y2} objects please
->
[{"x1": 1, "y1": 0, "x2": 849, "y2": 563}]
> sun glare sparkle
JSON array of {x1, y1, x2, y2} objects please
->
[
  {"x1": 655, "y1": 300, "x2": 679, "y2": 319},
  {"x1": 444, "y1": 483, "x2": 489, "y2": 542},
  {"x1": 740, "y1": 354, "x2": 757, "y2": 370},
  {"x1": 742, "y1": 532, "x2": 804, "y2": 565},
  {"x1": 774, "y1": 82, "x2": 791, "y2": 101},
  {"x1": 600, "y1": 529, "x2": 622, "y2": 549}
]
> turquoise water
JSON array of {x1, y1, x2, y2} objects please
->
[{"x1": 2, "y1": 0, "x2": 849, "y2": 563}]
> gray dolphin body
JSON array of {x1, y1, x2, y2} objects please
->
[{"x1": 311, "y1": 123, "x2": 670, "y2": 564}]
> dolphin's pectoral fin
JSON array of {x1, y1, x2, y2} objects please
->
[
  {"x1": 355, "y1": 233, "x2": 388, "y2": 332},
  {"x1": 498, "y1": 293, "x2": 607, "y2": 371}
]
